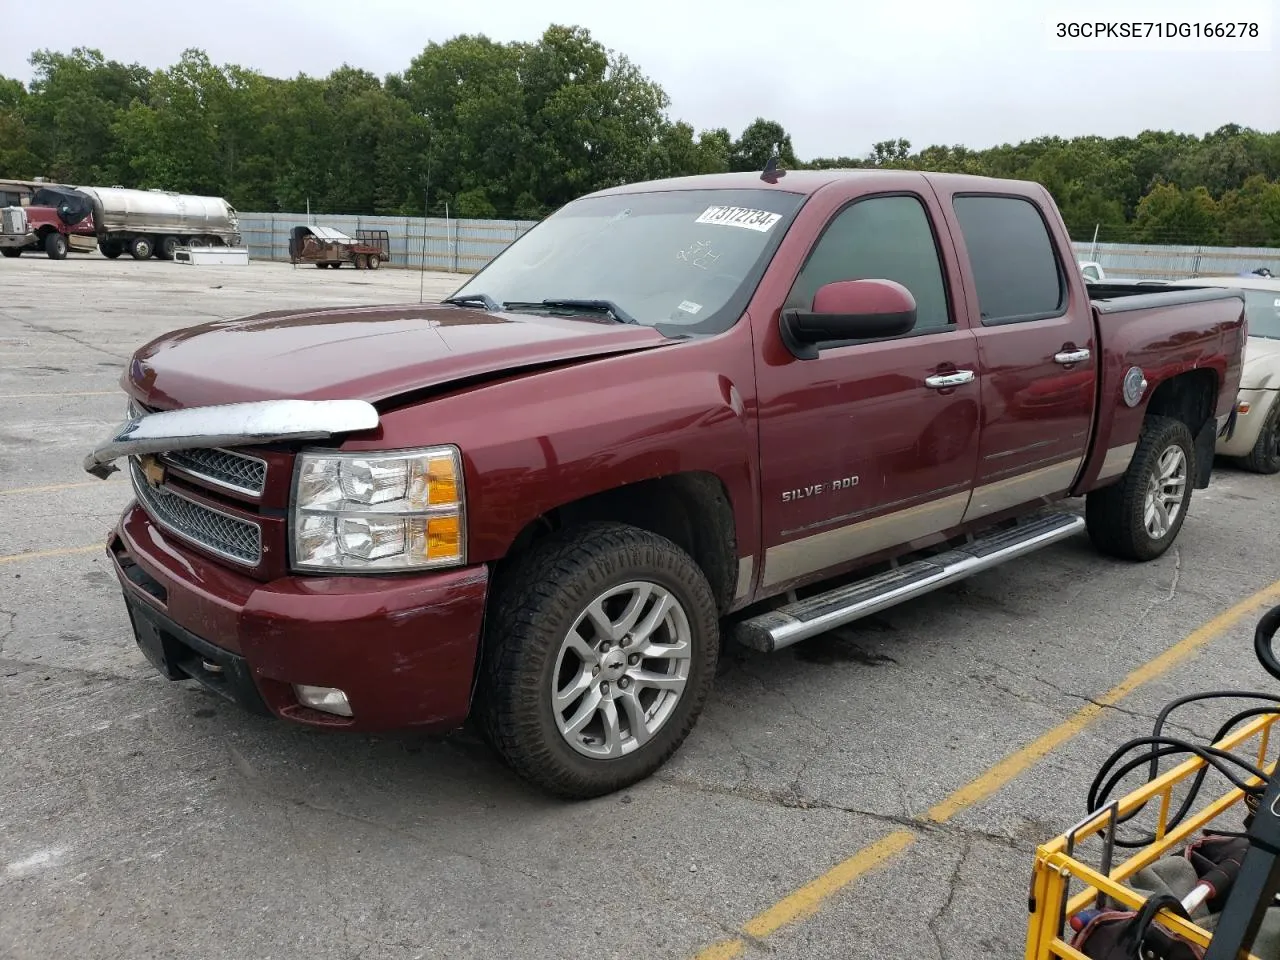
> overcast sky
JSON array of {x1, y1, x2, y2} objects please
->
[{"x1": 4, "y1": 0, "x2": 1278, "y2": 160}]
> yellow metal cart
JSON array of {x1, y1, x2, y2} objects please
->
[{"x1": 1025, "y1": 710, "x2": 1279, "y2": 960}]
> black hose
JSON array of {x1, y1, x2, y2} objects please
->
[
  {"x1": 1254, "y1": 604, "x2": 1280, "y2": 683},
  {"x1": 1088, "y1": 735, "x2": 1270, "y2": 814},
  {"x1": 1081, "y1": 602, "x2": 1280, "y2": 849},
  {"x1": 1105, "y1": 698, "x2": 1280, "y2": 844}
]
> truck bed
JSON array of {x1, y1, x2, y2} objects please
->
[{"x1": 1088, "y1": 282, "x2": 1247, "y2": 313}]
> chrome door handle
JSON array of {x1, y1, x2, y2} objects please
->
[
  {"x1": 925, "y1": 370, "x2": 975, "y2": 389},
  {"x1": 1054, "y1": 348, "x2": 1091, "y2": 365}
]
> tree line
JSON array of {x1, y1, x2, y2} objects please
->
[{"x1": 2, "y1": 25, "x2": 1279, "y2": 247}]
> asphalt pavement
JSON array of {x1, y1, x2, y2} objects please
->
[{"x1": 2, "y1": 252, "x2": 1279, "y2": 960}]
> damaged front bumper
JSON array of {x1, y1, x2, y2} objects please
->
[{"x1": 82, "y1": 398, "x2": 381, "y2": 478}]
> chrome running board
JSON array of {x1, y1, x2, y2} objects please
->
[{"x1": 735, "y1": 512, "x2": 1085, "y2": 653}]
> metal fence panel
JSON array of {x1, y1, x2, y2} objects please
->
[
  {"x1": 1070, "y1": 241, "x2": 1280, "y2": 279},
  {"x1": 238, "y1": 212, "x2": 537, "y2": 273},
  {"x1": 243, "y1": 212, "x2": 1280, "y2": 280}
]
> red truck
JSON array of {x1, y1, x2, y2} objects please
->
[
  {"x1": 84, "y1": 169, "x2": 1248, "y2": 799},
  {"x1": 0, "y1": 202, "x2": 95, "y2": 259}
]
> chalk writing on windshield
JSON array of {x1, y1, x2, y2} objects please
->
[{"x1": 677, "y1": 239, "x2": 720, "y2": 270}]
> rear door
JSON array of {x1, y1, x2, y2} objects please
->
[
  {"x1": 928, "y1": 185, "x2": 1098, "y2": 524},
  {"x1": 753, "y1": 181, "x2": 982, "y2": 594}
]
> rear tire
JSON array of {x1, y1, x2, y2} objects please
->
[
  {"x1": 1086, "y1": 415, "x2": 1195, "y2": 561},
  {"x1": 100, "y1": 241, "x2": 122, "y2": 259},
  {"x1": 475, "y1": 522, "x2": 720, "y2": 800},
  {"x1": 1240, "y1": 401, "x2": 1280, "y2": 475},
  {"x1": 367, "y1": 255, "x2": 380, "y2": 270},
  {"x1": 0, "y1": 248, "x2": 19, "y2": 258},
  {"x1": 43, "y1": 232, "x2": 68, "y2": 260},
  {"x1": 129, "y1": 236, "x2": 153, "y2": 260},
  {"x1": 354, "y1": 253, "x2": 368, "y2": 269},
  {"x1": 159, "y1": 236, "x2": 181, "y2": 260}
]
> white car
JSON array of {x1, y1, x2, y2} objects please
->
[
  {"x1": 1167, "y1": 275, "x2": 1280, "y2": 472},
  {"x1": 1079, "y1": 260, "x2": 1105, "y2": 283}
]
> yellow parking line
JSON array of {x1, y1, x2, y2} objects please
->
[
  {"x1": 924, "y1": 577, "x2": 1280, "y2": 823},
  {"x1": 742, "y1": 831, "x2": 916, "y2": 938},
  {"x1": 0, "y1": 544, "x2": 102, "y2": 564},
  {"x1": 0, "y1": 479, "x2": 119, "y2": 496},
  {"x1": 0, "y1": 391, "x2": 119, "y2": 399},
  {"x1": 691, "y1": 576, "x2": 1280, "y2": 959}
]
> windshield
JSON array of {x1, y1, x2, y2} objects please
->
[
  {"x1": 1245, "y1": 289, "x2": 1280, "y2": 339},
  {"x1": 452, "y1": 188, "x2": 806, "y2": 336}
]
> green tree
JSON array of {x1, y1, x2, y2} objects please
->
[
  {"x1": 867, "y1": 138, "x2": 912, "y2": 167},
  {"x1": 1133, "y1": 182, "x2": 1222, "y2": 245},
  {"x1": 1218, "y1": 175, "x2": 1280, "y2": 247},
  {"x1": 0, "y1": 75, "x2": 40, "y2": 178},
  {"x1": 5, "y1": 30, "x2": 1280, "y2": 248},
  {"x1": 23, "y1": 47, "x2": 150, "y2": 183},
  {"x1": 730, "y1": 118, "x2": 798, "y2": 172}
]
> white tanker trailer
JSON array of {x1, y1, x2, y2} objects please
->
[{"x1": 74, "y1": 186, "x2": 242, "y2": 260}]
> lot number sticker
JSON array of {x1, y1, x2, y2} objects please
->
[{"x1": 695, "y1": 206, "x2": 782, "y2": 232}]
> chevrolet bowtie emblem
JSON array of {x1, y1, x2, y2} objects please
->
[{"x1": 139, "y1": 454, "x2": 166, "y2": 489}]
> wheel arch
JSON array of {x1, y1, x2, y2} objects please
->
[
  {"x1": 497, "y1": 470, "x2": 740, "y2": 616},
  {"x1": 1142, "y1": 368, "x2": 1220, "y2": 489}
]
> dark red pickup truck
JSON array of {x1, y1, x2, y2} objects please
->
[{"x1": 85, "y1": 169, "x2": 1248, "y2": 799}]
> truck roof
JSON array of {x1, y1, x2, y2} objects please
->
[{"x1": 586, "y1": 168, "x2": 1048, "y2": 199}]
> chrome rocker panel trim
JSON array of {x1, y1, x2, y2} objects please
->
[{"x1": 83, "y1": 398, "x2": 381, "y2": 479}]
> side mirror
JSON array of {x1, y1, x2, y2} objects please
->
[{"x1": 780, "y1": 279, "x2": 917, "y2": 359}]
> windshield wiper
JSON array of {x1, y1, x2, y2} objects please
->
[
  {"x1": 442, "y1": 293, "x2": 502, "y2": 311},
  {"x1": 504, "y1": 298, "x2": 638, "y2": 324}
]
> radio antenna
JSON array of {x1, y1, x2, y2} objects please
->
[{"x1": 418, "y1": 189, "x2": 429, "y2": 303}]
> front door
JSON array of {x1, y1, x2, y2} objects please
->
[{"x1": 754, "y1": 189, "x2": 981, "y2": 595}]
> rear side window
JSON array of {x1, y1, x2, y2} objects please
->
[
  {"x1": 785, "y1": 194, "x2": 952, "y2": 332},
  {"x1": 952, "y1": 195, "x2": 1065, "y2": 324}
]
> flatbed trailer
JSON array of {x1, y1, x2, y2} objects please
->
[{"x1": 288, "y1": 225, "x2": 390, "y2": 270}]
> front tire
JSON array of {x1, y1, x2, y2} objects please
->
[
  {"x1": 0, "y1": 247, "x2": 19, "y2": 258},
  {"x1": 1240, "y1": 401, "x2": 1280, "y2": 475},
  {"x1": 1086, "y1": 415, "x2": 1195, "y2": 561},
  {"x1": 476, "y1": 522, "x2": 720, "y2": 799}
]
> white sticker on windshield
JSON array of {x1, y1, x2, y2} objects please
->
[
  {"x1": 695, "y1": 205, "x2": 782, "y2": 232},
  {"x1": 677, "y1": 300, "x2": 703, "y2": 315}
]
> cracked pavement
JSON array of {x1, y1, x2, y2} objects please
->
[{"x1": 2, "y1": 255, "x2": 1280, "y2": 959}]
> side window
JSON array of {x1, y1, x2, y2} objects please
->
[
  {"x1": 784, "y1": 195, "x2": 952, "y2": 333},
  {"x1": 952, "y1": 195, "x2": 1065, "y2": 324}
]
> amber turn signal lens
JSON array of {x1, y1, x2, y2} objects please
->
[
  {"x1": 1238, "y1": 401, "x2": 1252, "y2": 414},
  {"x1": 428, "y1": 456, "x2": 459, "y2": 505},
  {"x1": 427, "y1": 515, "x2": 461, "y2": 558}
]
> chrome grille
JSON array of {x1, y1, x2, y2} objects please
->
[
  {"x1": 130, "y1": 458, "x2": 262, "y2": 566},
  {"x1": 161, "y1": 447, "x2": 267, "y2": 497}
]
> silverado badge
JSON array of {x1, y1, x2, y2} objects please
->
[{"x1": 139, "y1": 454, "x2": 166, "y2": 489}]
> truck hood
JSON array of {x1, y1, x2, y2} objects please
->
[{"x1": 125, "y1": 302, "x2": 674, "y2": 409}]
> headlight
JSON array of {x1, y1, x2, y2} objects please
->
[{"x1": 290, "y1": 445, "x2": 465, "y2": 572}]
